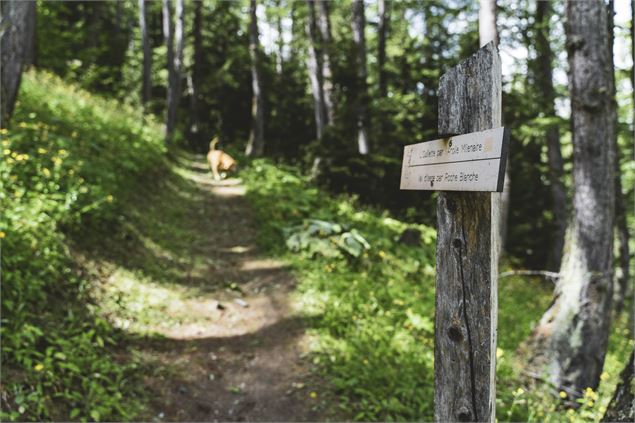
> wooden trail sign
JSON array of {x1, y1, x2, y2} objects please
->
[
  {"x1": 398, "y1": 42, "x2": 501, "y2": 422},
  {"x1": 400, "y1": 127, "x2": 509, "y2": 192}
]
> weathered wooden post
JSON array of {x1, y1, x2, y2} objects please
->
[
  {"x1": 435, "y1": 42, "x2": 501, "y2": 423},
  {"x1": 399, "y1": 42, "x2": 503, "y2": 422}
]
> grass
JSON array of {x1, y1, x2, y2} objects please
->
[
  {"x1": 0, "y1": 70, "x2": 166, "y2": 421},
  {"x1": 241, "y1": 159, "x2": 634, "y2": 422}
]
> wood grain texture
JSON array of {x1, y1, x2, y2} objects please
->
[{"x1": 434, "y1": 42, "x2": 501, "y2": 423}]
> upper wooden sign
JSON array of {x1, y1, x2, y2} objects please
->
[{"x1": 399, "y1": 126, "x2": 509, "y2": 192}]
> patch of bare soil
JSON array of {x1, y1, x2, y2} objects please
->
[{"x1": 127, "y1": 157, "x2": 334, "y2": 422}]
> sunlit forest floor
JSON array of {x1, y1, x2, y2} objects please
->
[{"x1": 2, "y1": 71, "x2": 632, "y2": 422}]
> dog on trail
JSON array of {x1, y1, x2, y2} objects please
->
[{"x1": 207, "y1": 137, "x2": 237, "y2": 180}]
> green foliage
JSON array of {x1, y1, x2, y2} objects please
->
[
  {"x1": 285, "y1": 219, "x2": 370, "y2": 259},
  {"x1": 243, "y1": 159, "x2": 633, "y2": 422},
  {"x1": 0, "y1": 70, "x2": 166, "y2": 421}
]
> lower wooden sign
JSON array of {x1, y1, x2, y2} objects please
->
[{"x1": 400, "y1": 127, "x2": 509, "y2": 192}]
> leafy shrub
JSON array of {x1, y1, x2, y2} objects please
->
[
  {"x1": 284, "y1": 219, "x2": 370, "y2": 259},
  {"x1": 0, "y1": 70, "x2": 166, "y2": 421}
]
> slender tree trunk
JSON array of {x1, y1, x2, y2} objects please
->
[
  {"x1": 316, "y1": 0, "x2": 334, "y2": 125},
  {"x1": 170, "y1": 0, "x2": 184, "y2": 137},
  {"x1": 479, "y1": 0, "x2": 507, "y2": 256},
  {"x1": 23, "y1": 2, "x2": 36, "y2": 67},
  {"x1": 607, "y1": 0, "x2": 631, "y2": 314},
  {"x1": 139, "y1": 0, "x2": 152, "y2": 105},
  {"x1": 352, "y1": 0, "x2": 369, "y2": 155},
  {"x1": 275, "y1": 0, "x2": 284, "y2": 74},
  {"x1": 163, "y1": 0, "x2": 175, "y2": 142},
  {"x1": 535, "y1": 1, "x2": 567, "y2": 271},
  {"x1": 527, "y1": 0, "x2": 616, "y2": 397},
  {"x1": 602, "y1": 350, "x2": 634, "y2": 422},
  {"x1": 190, "y1": 0, "x2": 202, "y2": 139},
  {"x1": 479, "y1": 0, "x2": 498, "y2": 46},
  {"x1": 305, "y1": 0, "x2": 326, "y2": 140},
  {"x1": 0, "y1": 0, "x2": 35, "y2": 127},
  {"x1": 245, "y1": 0, "x2": 264, "y2": 157},
  {"x1": 377, "y1": 0, "x2": 389, "y2": 98}
]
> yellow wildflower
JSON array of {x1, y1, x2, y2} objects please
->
[
  {"x1": 0, "y1": 231, "x2": 5, "y2": 239},
  {"x1": 0, "y1": 128, "x2": 8, "y2": 135},
  {"x1": 559, "y1": 391, "x2": 567, "y2": 399},
  {"x1": 106, "y1": 195, "x2": 114, "y2": 203},
  {"x1": 34, "y1": 363, "x2": 44, "y2": 372},
  {"x1": 309, "y1": 391, "x2": 317, "y2": 399},
  {"x1": 38, "y1": 148, "x2": 47, "y2": 154},
  {"x1": 3, "y1": 149, "x2": 10, "y2": 155},
  {"x1": 59, "y1": 149, "x2": 68, "y2": 156},
  {"x1": 43, "y1": 168, "x2": 51, "y2": 177}
]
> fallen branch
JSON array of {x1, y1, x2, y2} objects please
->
[{"x1": 499, "y1": 270, "x2": 560, "y2": 280}]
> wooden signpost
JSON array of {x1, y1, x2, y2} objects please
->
[{"x1": 400, "y1": 42, "x2": 504, "y2": 422}]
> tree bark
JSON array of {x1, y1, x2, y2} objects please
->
[
  {"x1": 435, "y1": 42, "x2": 501, "y2": 423},
  {"x1": 352, "y1": 0, "x2": 369, "y2": 155},
  {"x1": 607, "y1": 0, "x2": 631, "y2": 314},
  {"x1": 527, "y1": 0, "x2": 615, "y2": 398},
  {"x1": 602, "y1": 350, "x2": 634, "y2": 422},
  {"x1": 534, "y1": 0, "x2": 567, "y2": 271},
  {"x1": 163, "y1": 0, "x2": 175, "y2": 142},
  {"x1": 275, "y1": 0, "x2": 284, "y2": 74},
  {"x1": 479, "y1": 0, "x2": 506, "y2": 257},
  {"x1": 305, "y1": 0, "x2": 326, "y2": 140},
  {"x1": 189, "y1": 0, "x2": 202, "y2": 138},
  {"x1": 172, "y1": 0, "x2": 184, "y2": 133},
  {"x1": 377, "y1": 0, "x2": 389, "y2": 98},
  {"x1": 139, "y1": 0, "x2": 152, "y2": 105},
  {"x1": 0, "y1": 0, "x2": 35, "y2": 127},
  {"x1": 316, "y1": 0, "x2": 334, "y2": 125},
  {"x1": 245, "y1": 0, "x2": 264, "y2": 157},
  {"x1": 479, "y1": 0, "x2": 498, "y2": 46}
]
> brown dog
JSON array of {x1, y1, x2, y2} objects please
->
[{"x1": 207, "y1": 137, "x2": 237, "y2": 180}]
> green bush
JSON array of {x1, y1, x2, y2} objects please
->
[{"x1": 0, "y1": 70, "x2": 166, "y2": 421}]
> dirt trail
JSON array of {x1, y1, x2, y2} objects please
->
[{"x1": 121, "y1": 156, "x2": 331, "y2": 422}]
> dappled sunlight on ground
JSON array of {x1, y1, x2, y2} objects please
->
[{"x1": 77, "y1": 152, "x2": 330, "y2": 421}]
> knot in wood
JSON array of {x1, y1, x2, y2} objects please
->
[
  {"x1": 456, "y1": 406, "x2": 472, "y2": 422},
  {"x1": 448, "y1": 325, "x2": 463, "y2": 342},
  {"x1": 453, "y1": 238, "x2": 462, "y2": 249}
]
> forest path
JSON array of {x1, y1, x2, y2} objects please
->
[{"x1": 93, "y1": 153, "x2": 330, "y2": 421}]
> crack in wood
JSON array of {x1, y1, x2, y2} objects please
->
[{"x1": 458, "y1": 217, "x2": 478, "y2": 421}]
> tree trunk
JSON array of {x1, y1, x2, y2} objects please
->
[
  {"x1": 479, "y1": 0, "x2": 498, "y2": 46},
  {"x1": 190, "y1": 0, "x2": 202, "y2": 139},
  {"x1": 171, "y1": 0, "x2": 184, "y2": 135},
  {"x1": 377, "y1": 0, "x2": 389, "y2": 98},
  {"x1": 305, "y1": 0, "x2": 326, "y2": 140},
  {"x1": 534, "y1": 0, "x2": 567, "y2": 271},
  {"x1": 527, "y1": 0, "x2": 615, "y2": 398},
  {"x1": 479, "y1": 0, "x2": 507, "y2": 257},
  {"x1": 275, "y1": 0, "x2": 284, "y2": 74},
  {"x1": 23, "y1": 2, "x2": 36, "y2": 67},
  {"x1": 245, "y1": 0, "x2": 264, "y2": 157},
  {"x1": 163, "y1": 0, "x2": 175, "y2": 142},
  {"x1": 352, "y1": 0, "x2": 369, "y2": 155},
  {"x1": 316, "y1": 0, "x2": 334, "y2": 125},
  {"x1": 607, "y1": 0, "x2": 631, "y2": 314},
  {"x1": 602, "y1": 350, "x2": 634, "y2": 422},
  {"x1": 139, "y1": 0, "x2": 152, "y2": 105},
  {"x1": 0, "y1": 0, "x2": 35, "y2": 127},
  {"x1": 435, "y1": 42, "x2": 501, "y2": 423}
]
